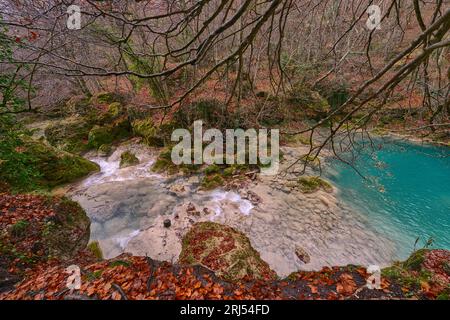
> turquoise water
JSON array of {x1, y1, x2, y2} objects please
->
[{"x1": 326, "y1": 137, "x2": 450, "y2": 260}]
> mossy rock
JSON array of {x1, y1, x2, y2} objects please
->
[
  {"x1": 22, "y1": 138, "x2": 99, "y2": 187},
  {"x1": 97, "y1": 102, "x2": 125, "y2": 124},
  {"x1": 91, "y1": 91, "x2": 123, "y2": 105},
  {"x1": 203, "y1": 164, "x2": 221, "y2": 175},
  {"x1": 288, "y1": 85, "x2": 330, "y2": 118},
  {"x1": 119, "y1": 151, "x2": 139, "y2": 168},
  {"x1": 43, "y1": 197, "x2": 91, "y2": 259},
  {"x1": 88, "y1": 125, "x2": 114, "y2": 149},
  {"x1": 65, "y1": 95, "x2": 92, "y2": 116},
  {"x1": 88, "y1": 117, "x2": 133, "y2": 149},
  {"x1": 201, "y1": 174, "x2": 224, "y2": 190},
  {"x1": 131, "y1": 118, "x2": 164, "y2": 147},
  {"x1": 223, "y1": 166, "x2": 235, "y2": 177},
  {"x1": 298, "y1": 176, "x2": 333, "y2": 193},
  {"x1": 151, "y1": 147, "x2": 200, "y2": 175},
  {"x1": 97, "y1": 144, "x2": 112, "y2": 157},
  {"x1": 179, "y1": 222, "x2": 276, "y2": 282},
  {"x1": 0, "y1": 195, "x2": 90, "y2": 271},
  {"x1": 44, "y1": 117, "x2": 93, "y2": 154},
  {"x1": 107, "y1": 102, "x2": 124, "y2": 118},
  {"x1": 9, "y1": 220, "x2": 29, "y2": 238}
]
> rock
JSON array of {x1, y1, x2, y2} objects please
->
[
  {"x1": 186, "y1": 202, "x2": 200, "y2": 216},
  {"x1": 131, "y1": 118, "x2": 164, "y2": 147},
  {"x1": 179, "y1": 222, "x2": 276, "y2": 281},
  {"x1": 295, "y1": 247, "x2": 311, "y2": 264},
  {"x1": 163, "y1": 219, "x2": 171, "y2": 228},
  {"x1": 88, "y1": 125, "x2": 114, "y2": 149},
  {"x1": 97, "y1": 144, "x2": 112, "y2": 157},
  {"x1": 245, "y1": 191, "x2": 262, "y2": 205},
  {"x1": 169, "y1": 183, "x2": 187, "y2": 195},
  {"x1": 119, "y1": 151, "x2": 139, "y2": 168},
  {"x1": 5, "y1": 137, "x2": 99, "y2": 189},
  {"x1": 44, "y1": 116, "x2": 93, "y2": 154}
]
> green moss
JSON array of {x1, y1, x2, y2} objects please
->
[
  {"x1": 443, "y1": 261, "x2": 450, "y2": 276},
  {"x1": 87, "y1": 241, "x2": 103, "y2": 260},
  {"x1": 201, "y1": 174, "x2": 224, "y2": 190},
  {"x1": 131, "y1": 118, "x2": 164, "y2": 147},
  {"x1": 223, "y1": 166, "x2": 235, "y2": 177},
  {"x1": 403, "y1": 249, "x2": 427, "y2": 271},
  {"x1": 65, "y1": 96, "x2": 91, "y2": 116},
  {"x1": 107, "y1": 102, "x2": 123, "y2": 118},
  {"x1": 88, "y1": 125, "x2": 114, "y2": 149},
  {"x1": 24, "y1": 138, "x2": 99, "y2": 188},
  {"x1": 437, "y1": 289, "x2": 450, "y2": 300},
  {"x1": 86, "y1": 269, "x2": 103, "y2": 281},
  {"x1": 298, "y1": 176, "x2": 332, "y2": 193},
  {"x1": 288, "y1": 85, "x2": 330, "y2": 118},
  {"x1": 92, "y1": 91, "x2": 122, "y2": 105},
  {"x1": 97, "y1": 144, "x2": 112, "y2": 157},
  {"x1": 381, "y1": 249, "x2": 434, "y2": 291},
  {"x1": 119, "y1": 151, "x2": 139, "y2": 168},
  {"x1": 109, "y1": 260, "x2": 131, "y2": 268},
  {"x1": 45, "y1": 117, "x2": 93, "y2": 154},
  {"x1": 381, "y1": 264, "x2": 432, "y2": 290},
  {"x1": 204, "y1": 164, "x2": 221, "y2": 175},
  {"x1": 42, "y1": 197, "x2": 91, "y2": 259},
  {"x1": 151, "y1": 147, "x2": 200, "y2": 175},
  {"x1": 10, "y1": 220, "x2": 29, "y2": 238}
]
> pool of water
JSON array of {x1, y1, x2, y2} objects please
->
[{"x1": 325, "y1": 137, "x2": 450, "y2": 260}]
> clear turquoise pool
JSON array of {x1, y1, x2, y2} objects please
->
[{"x1": 326, "y1": 137, "x2": 450, "y2": 260}]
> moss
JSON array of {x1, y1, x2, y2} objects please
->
[
  {"x1": 287, "y1": 85, "x2": 330, "y2": 118},
  {"x1": 437, "y1": 289, "x2": 450, "y2": 300},
  {"x1": 107, "y1": 102, "x2": 123, "y2": 118},
  {"x1": 151, "y1": 147, "x2": 200, "y2": 175},
  {"x1": 180, "y1": 222, "x2": 276, "y2": 282},
  {"x1": 97, "y1": 144, "x2": 112, "y2": 157},
  {"x1": 92, "y1": 91, "x2": 123, "y2": 105},
  {"x1": 10, "y1": 220, "x2": 29, "y2": 238},
  {"x1": 87, "y1": 241, "x2": 103, "y2": 260},
  {"x1": 443, "y1": 261, "x2": 450, "y2": 276},
  {"x1": 44, "y1": 117, "x2": 93, "y2": 154},
  {"x1": 298, "y1": 176, "x2": 332, "y2": 193},
  {"x1": 86, "y1": 269, "x2": 103, "y2": 281},
  {"x1": 109, "y1": 260, "x2": 131, "y2": 268},
  {"x1": 223, "y1": 166, "x2": 235, "y2": 177},
  {"x1": 201, "y1": 174, "x2": 224, "y2": 190},
  {"x1": 22, "y1": 138, "x2": 99, "y2": 188},
  {"x1": 131, "y1": 118, "x2": 164, "y2": 147},
  {"x1": 42, "y1": 197, "x2": 91, "y2": 259},
  {"x1": 403, "y1": 249, "x2": 428, "y2": 271},
  {"x1": 204, "y1": 164, "x2": 221, "y2": 175},
  {"x1": 88, "y1": 125, "x2": 114, "y2": 149},
  {"x1": 381, "y1": 249, "x2": 434, "y2": 291},
  {"x1": 65, "y1": 96, "x2": 91, "y2": 116},
  {"x1": 381, "y1": 264, "x2": 432, "y2": 290},
  {"x1": 119, "y1": 151, "x2": 139, "y2": 168}
]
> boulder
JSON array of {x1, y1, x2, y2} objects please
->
[
  {"x1": 119, "y1": 151, "x2": 139, "y2": 168},
  {"x1": 179, "y1": 222, "x2": 276, "y2": 282},
  {"x1": 295, "y1": 247, "x2": 311, "y2": 264}
]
